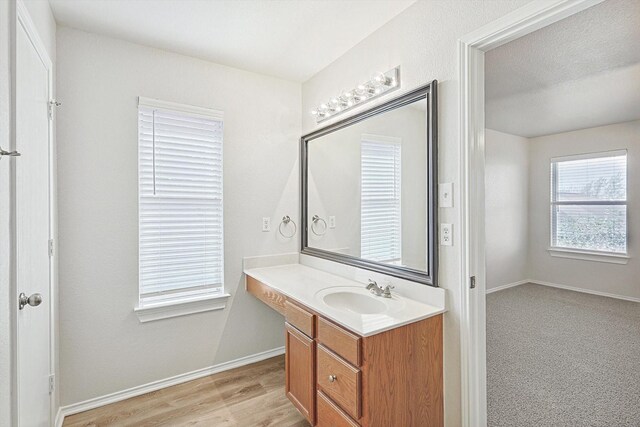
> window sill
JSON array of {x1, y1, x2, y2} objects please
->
[
  {"x1": 547, "y1": 247, "x2": 629, "y2": 265},
  {"x1": 134, "y1": 293, "x2": 231, "y2": 323}
]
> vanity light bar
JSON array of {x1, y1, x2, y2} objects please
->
[{"x1": 311, "y1": 66, "x2": 401, "y2": 123}]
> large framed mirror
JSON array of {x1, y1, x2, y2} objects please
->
[{"x1": 301, "y1": 82, "x2": 438, "y2": 286}]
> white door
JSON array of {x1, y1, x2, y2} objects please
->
[{"x1": 16, "y1": 11, "x2": 53, "y2": 427}]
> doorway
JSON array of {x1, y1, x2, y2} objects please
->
[{"x1": 458, "y1": 0, "x2": 612, "y2": 425}]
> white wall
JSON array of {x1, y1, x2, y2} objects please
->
[
  {"x1": 485, "y1": 129, "x2": 529, "y2": 290},
  {"x1": 484, "y1": 121, "x2": 639, "y2": 301},
  {"x1": 528, "y1": 120, "x2": 640, "y2": 299},
  {"x1": 56, "y1": 27, "x2": 301, "y2": 406},
  {"x1": 301, "y1": 1, "x2": 533, "y2": 424}
]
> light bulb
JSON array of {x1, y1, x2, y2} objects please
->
[{"x1": 373, "y1": 72, "x2": 390, "y2": 86}]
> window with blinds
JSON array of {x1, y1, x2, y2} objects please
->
[
  {"x1": 138, "y1": 98, "x2": 224, "y2": 307},
  {"x1": 551, "y1": 150, "x2": 627, "y2": 254},
  {"x1": 360, "y1": 135, "x2": 402, "y2": 263}
]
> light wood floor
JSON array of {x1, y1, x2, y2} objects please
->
[{"x1": 63, "y1": 355, "x2": 310, "y2": 427}]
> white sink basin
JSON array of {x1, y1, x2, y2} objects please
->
[
  {"x1": 322, "y1": 291, "x2": 387, "y2": 314},
  {"x1": 315, "y1": 286, "x2": 405, "y2": 316}
]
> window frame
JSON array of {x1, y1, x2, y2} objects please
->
[
  {"x1": 134, "y1": 97, "x2": 229, "y2": 322},
  {"x1": 549, "y1": 149, "x2": 629, "y2": 262}
]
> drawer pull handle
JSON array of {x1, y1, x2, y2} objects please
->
[{"x1": 328, "y1": 374, "x2": 337, "y2": 383}]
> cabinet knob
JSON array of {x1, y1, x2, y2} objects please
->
[{"x1": 328, "y1": 374, "x2": 337, "y2": 383}]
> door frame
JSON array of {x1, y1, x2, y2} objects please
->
[
  {"x1": 457, "y1": 0, "x2": 604, "y2": 425},
  {"x1": 13, "y1": 1, "x2": 57, "y2": 425}
]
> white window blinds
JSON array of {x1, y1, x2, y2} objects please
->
[
  {"x1": 551, "y1": 150, "x2": 627, "y2": 254},
  {"x1": 360, "y1": 135, "x2": 402, "y2": 263},
  {"x1": 138, "y1": 98, "x2": 224, "y2": 306}
]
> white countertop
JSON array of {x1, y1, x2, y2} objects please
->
[{"x1": 244, "y1": 262, "x2": 445, "y2": 337}]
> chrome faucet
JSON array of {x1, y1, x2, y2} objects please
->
[
  {"x1": 366, "y1": 279, "x2": 395, "y2": 298},
  {"x1": 381, "y1": 284, "x2": 395, "y2": 298},
  {"x1": 366, "y1": 279, "x2": 383, "y2": 295}
]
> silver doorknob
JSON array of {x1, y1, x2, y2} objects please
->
[
  {"x1": 328, "y1": 375, "x2": 337, "y2": 383},
  {"x1": 18, "y1": 292, "x2": 42, "y2": 310}
]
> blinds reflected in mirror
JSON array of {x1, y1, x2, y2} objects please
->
[
  {"x1": 360, "y1": 135, "x2": 402, "y2": 264},
  {"x1": 138, "y1": 99, "x2": 224, "y2": 306}
]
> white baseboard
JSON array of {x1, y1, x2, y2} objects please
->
[
  {"x1": 486, "y1": 278, "x2": 640, "y2": 303},
  {"x1": 56, "y1": 346, "x2": 285, "y2": 424},
  {"x1": 486, "y1": 279, "x2": 529, "y2": 294},
  {"x1": 55, "y1": 407, "x2": 64, "y2": 427},
  {"x1": 530, "y1": 280, "x2": 640, "y2": 303}
]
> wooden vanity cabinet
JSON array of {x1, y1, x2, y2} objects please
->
[{"x1": 247, "y1": 276, "x2": 444, "y2": 427}]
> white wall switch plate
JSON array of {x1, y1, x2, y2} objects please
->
[
  {"x1": 262, "y1": 217, "x2": 271, "y2": 232},
  {"x1": 329, "y1": 216, "x2": 336, "y2": 229},
  {"x1": 440, "y1": 223, "x2": 453, "y2": 246},
  {"x1": 439, "y1": 183, "x2": 453, "y2": 208}
]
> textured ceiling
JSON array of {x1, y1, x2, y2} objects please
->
[
  {"x1": 485, "y1": 0, "x2": 640, "y2": 137},
  {"x1": 486, "y1": 0, "x2": 640, "y2": 100},
  {"x1": 486, "y1": 63, "x2": 640, "y2": 138},
  {"x1": 48, "y1": 0, "x2": 415, "y2": 82}
]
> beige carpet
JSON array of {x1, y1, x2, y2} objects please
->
[{"x1": 487, "y1": 283, "x2": 640, "y2": 426}]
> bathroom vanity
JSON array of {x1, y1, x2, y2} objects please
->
[
  {"x1": 244, "y1": 261, "x2": 445, "y2": 427},
  {"x1": 246, "y1": 81, "x2": 442, "y2": 425}
]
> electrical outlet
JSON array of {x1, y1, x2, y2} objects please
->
[
  {"x1": 439, "y1": 183, "x2": 453, "y2": 208},
  {"x1": 440, "y1": 223, "x2": 453, "y2": 246},
  {"x1": 329, "y1": 216, "x2": 336, "y2": 229},
  {"x1": 262, "y1": 217, "x2": 271, "y2": 232}
]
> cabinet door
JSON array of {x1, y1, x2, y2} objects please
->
[{"x1": 285, "y1": 323, "x2": 316, "y2": 424}]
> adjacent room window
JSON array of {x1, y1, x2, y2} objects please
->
[
  {"x1": 360, "y1": 135, "x2": 402, "y2": 263},
  {"x1": 138, "y1": 98, "x2": 224, "y2": 308},
  {"x1": 550, "y1": 150, "x2": 627, "y2": 254}
]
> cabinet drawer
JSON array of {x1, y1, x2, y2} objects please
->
[
  {"x1": 317, "y1": 317, "x2": 361, "y2": 366},
  {"x1": 285, "y1": 300, "x2": 315, "y2": 338},
  {"x1": 317, "y1": 345, "x2": 361, "y2": 420},
  {"x1": 317, "y1": 391, "x2": 359, "y2": 427}
]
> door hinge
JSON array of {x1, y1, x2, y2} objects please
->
[
  {"x1": 49, "y1": 375, "x2": 55, "y2": 394},
  {"x1": 0, "y1": 147, "x2": 21, "y2": 159},
  {"x1": 48, "y1": 239, "x2": 54, "y2": 257},
  {"x1": 48, "y1": 99, "x2": 61, "y2": 120},
  {"x1": 470, "y1": 276, "x2": 476, "y2": 289}
]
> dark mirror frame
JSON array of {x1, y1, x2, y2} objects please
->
[{"x1": 301, "y1": 81, "x2": 438, "y2": 287}]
